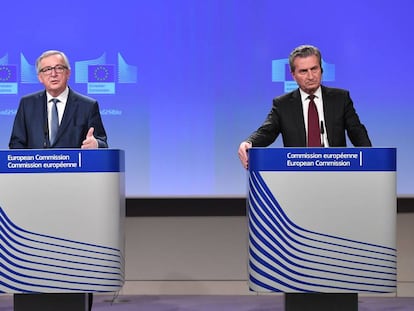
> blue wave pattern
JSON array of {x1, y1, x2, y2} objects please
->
[
  {"x1": 248, "y1": 171, "x2": 396, "y2": 293},
  {"x1": 0, "y1": 207, "x2": 124, "y2": 293}
]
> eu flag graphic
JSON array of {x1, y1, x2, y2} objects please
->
[
  {"x1": 88, "y1": 65, "x2": 115, "y2": 82},
  {"x1": 0, "y1": 65, "x2": 17, "y2": 82},
  {"x1": 87, "y1": 65, "x2": 115, "y2": 94},
  {"x1": 0, "y1": 65, "x2": 18, "y2": 94}
]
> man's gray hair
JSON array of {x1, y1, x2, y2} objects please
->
[
  {"x1": 288, "y1": 45, "x2": 322, "y2": 72},
  {"x1": 36, "y1": 50, "x2": 71, "y2": 73}
]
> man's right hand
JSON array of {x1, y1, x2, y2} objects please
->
[{"x1": 238, "y1": 141, "x2": 252, "y2": 169}]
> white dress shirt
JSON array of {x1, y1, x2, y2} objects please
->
[{"x1": 299, "y1": 86, "x2": 328, "y2": 147}]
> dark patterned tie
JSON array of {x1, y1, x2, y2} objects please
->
[
  {"x1": 307, "y1": 95, "x2": 321, "y2": 147},
  {"x1": 50, "y1": 98, "x2": 59, "y2": 145}
]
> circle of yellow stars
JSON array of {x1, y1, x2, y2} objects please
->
[{"x1": 93, "y1": 66, "x2": 109, "y2": 81}]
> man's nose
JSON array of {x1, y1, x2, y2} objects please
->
[{"x1": 306, "y1": 69, "x2": 314, "y2": 78}]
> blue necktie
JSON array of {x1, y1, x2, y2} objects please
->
[{"x1": 50, "y1": 98, "x2": 59, "y2": 145}]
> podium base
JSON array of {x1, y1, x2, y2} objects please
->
[
  {"x1": 14, "y1": 293, "x2": 91, "y2": 311},
  {"x1": 285, "y1": 293, "x2": 358, "y2": 311}
]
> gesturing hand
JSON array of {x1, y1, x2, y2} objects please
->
[{"x1": 81, "y1": 127, "x2": 99, "y2": 149}]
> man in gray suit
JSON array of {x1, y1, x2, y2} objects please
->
[{"x1": 238, "y1": 44, "x2": 371, "y2": 169}]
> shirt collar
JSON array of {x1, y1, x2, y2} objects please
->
[
  {"x1": 46, "y1": 86, "x2": 69, "y2": 103},
  {"x1": 299, "y1": 86, "x2": 322, "y2": 102}
]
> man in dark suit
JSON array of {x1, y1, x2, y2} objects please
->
[
  {"x1": 9, "y1": 50, "x2": 105, "y2": 310},
  {"x1": 238, "y1": 44, "x2": 371, "y2": 168},
  {"x1": 9, "y1": 50, "x2": 107, "y2": 149}
]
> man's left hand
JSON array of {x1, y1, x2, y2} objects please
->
[{"x1": 81, "y1": 127, "x2": 99, "y2": 149}]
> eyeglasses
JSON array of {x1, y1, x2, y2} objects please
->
[{"x1": 39, "y1": 65, "x2": 68, "y2": 75}]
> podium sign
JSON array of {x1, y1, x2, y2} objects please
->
[
  {"x1": 247, "y1": 148, "x2": 396, "y2": 293},
  {"x1": 0, "y1": 149, "x2": 125, "y2": 294}
]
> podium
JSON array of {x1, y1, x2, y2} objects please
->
[
  {"x1": 247, "y1": 148, "x2": 396, "y2": 310},
  {"x1": 0, "y1": 149, "x2": 125, "y2": 310}
]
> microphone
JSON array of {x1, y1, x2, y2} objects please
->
[
  {"x1": 44, "y1": 122, "x2": 49, "y2": 148},
  {"x1": 320, "y1": 120, "x2": 325, "y2": 147}
]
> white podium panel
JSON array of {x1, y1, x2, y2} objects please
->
[
  {"x1": 0, "y1": 149, "x2": 125, "y2": 294},
  {"x1": 247, "y1": 148, "x2": 396, "y2": 293}
]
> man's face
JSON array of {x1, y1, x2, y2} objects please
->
[
  {"x1": 37, "y1": 54, "x2": 70, "y2": 97},
  {"x1": 291, "y1": 54, "x2": 322, "y2": 94}
]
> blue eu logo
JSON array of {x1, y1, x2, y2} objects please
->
[
  {"x1": 74, "y1": 52, "x2": 138, "y2": 94},
  {"x1": 0, "y1": 65, "x2": 18, "y2": 94},
  {"x1": 0, "y1": 65, "x2": 17, "y2": 82},
  {"x1": 88, "y1": 65, "x2": 115, "y2": 82}
]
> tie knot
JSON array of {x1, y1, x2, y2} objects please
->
[
  {"x1": 51, "y1": 98, "x2": 59, "y2": 104},
  {"x1": 308, "y1": 94, "x2": 315, "y2": 101}
]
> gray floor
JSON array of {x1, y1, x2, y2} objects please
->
[{"x1": 1, "y1": 294, "x2": 414, "y2": 310}]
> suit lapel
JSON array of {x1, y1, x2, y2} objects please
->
[
  {"x1": 39, "y1": 91, "x2": 48, "y2": 127},
  {"x1": 291, "y1": 90, "x2": 307, "y2": 146},
  {"x1": 55, "y1": 90, "x2": 78, "y2": 141},
  {"x1": 321, "y1": 86, "x2": 333, "y2": 146}
]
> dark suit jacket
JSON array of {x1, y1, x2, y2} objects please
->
[
  {"x1": 9, "y1": 88, "x2": 108, "y2": 149},
  {"x1": 247, "y1": 86, "x2": 372, "y2": 147}
]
